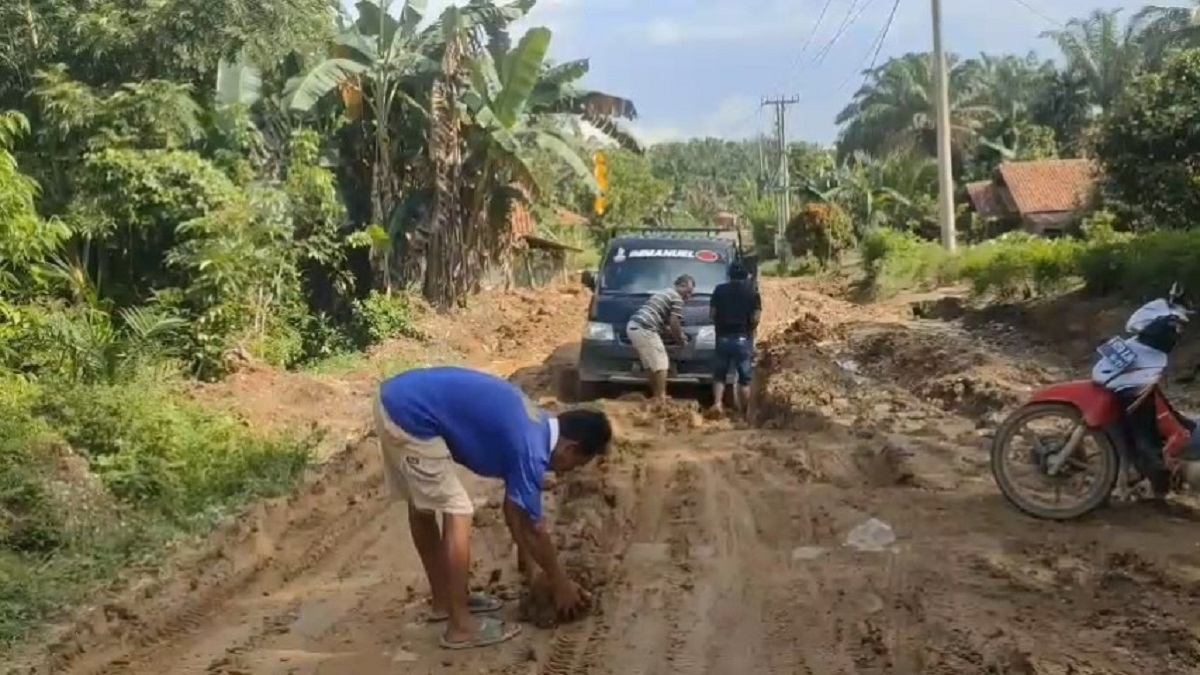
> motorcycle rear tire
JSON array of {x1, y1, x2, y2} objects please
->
[{"x1": 991, "y1": 402, "x2": 1120, "y2": 520}]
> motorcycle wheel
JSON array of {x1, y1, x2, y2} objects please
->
[{"x1": 991, "y1": 402, "x2": 1120, "y2": 520}]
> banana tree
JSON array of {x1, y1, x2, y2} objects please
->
[
  {"x1": 526, "y1": 59, "x2": 642, "y2": 151},
  {"x1": 285, "y1": 0, "x2": 440, "y2": 230},
  {"x1": 416, "y1": 23, "x2": 602, "y2": 308},
  {"x1": 462, "y1": 26, "x2": 597, "y2": 220}
]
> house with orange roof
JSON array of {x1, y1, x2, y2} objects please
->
[{"x1": 965, "y1": 159, "x2": 1098, "y2": 236}]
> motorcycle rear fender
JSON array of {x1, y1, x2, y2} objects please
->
[{"x1": 1027, "y1": 380, "x2": 1123, "y2": 428}]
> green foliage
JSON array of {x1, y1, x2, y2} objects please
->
[
  {"x1": 1078, "y1": 229, "x2": 1200, "y2": 297},
  {"x1": 785, "y1": 202, "x2": 855, "y2": 266},
  {"x1": 587, "y1": 149, "x2": 670, "y2": 227},
  {"x1": 351, "y1": 291, "x2": 421, "y2": 345},
  {"x1": 38, "y1": 381, "x2": 313, "y2": 520},
  {"x1": 860, "y1": 229, "x2": 957, "y2": 297},
  {"x1": 957, "y1": 234, "x2": 1085, "y2": 299},
  {"x1": 646, "y1": 138, "x2": 761, "y2": 225},
  {"x1": 860, "y1": 212, "x2": 1200, "y2": 304},
  {"x1": 0, "y1": 373, "x2": 315, "y2": 644},
  {"x1": 1094, "y1": 49, "x2": 1200, "y2": 230}
]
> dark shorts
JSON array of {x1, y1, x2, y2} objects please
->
[{"x1": 713, "y1": 335, "x2": 753, "y2": 384}]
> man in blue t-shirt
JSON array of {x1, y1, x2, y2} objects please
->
[{"x1": 374, "y1": 366, "x2": 613, "y2": 650}]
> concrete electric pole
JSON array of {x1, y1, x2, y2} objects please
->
[
  {"x1": 762, "y1": 95, "x2": 800, "y2": 262},
  {"x1": 930, "y1": 0, "x2": 956, "y2": 251}
]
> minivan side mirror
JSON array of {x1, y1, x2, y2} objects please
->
[{"x1": 580, "y1": 269, "x2": 596, "y2": 290}]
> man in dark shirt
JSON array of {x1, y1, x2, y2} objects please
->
[{"x1": 708, "y1": 262, "x2": 761, "y2": 417}]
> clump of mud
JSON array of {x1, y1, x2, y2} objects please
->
[
  {"x1": 617, "y1": 398, "x2": 706, "y2": 433},
  {"x1": 517, "y1": 572, "x2": 605, "y2": 629},
  {"x1": 776, "y1": 311, "x2": 845, "y2": 345}
]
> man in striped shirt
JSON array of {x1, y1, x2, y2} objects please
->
[{"x1": 626, "y1": 275, "x2": 696, "y2": 400}]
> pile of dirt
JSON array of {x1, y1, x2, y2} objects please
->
[
  {"x1": 615, "y1": 397, "x2": 707, "y2": 435},
  {"x1": 518, "y1": 466, "x2": 621, "y2": 628},
  {"x1": 417, "y1": 285, "x2": 591, "y2": 363},
  {"x1": 188, "y1": 366, "x2": 366, "y2": 440},
  {"x1": 752, "y1": 312, "x2": 865, "y2": 429},
  {"x1": 846, "y1": 323, "x2": 1058, "y2": 418}
]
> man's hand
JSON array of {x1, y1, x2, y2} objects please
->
[{"x1": 552, "y1": 577, "x2": 591, "y2": 620}]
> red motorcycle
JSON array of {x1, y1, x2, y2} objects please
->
[{"x1": 991, "y1": 358, "x2": 1196, "y2": 520}]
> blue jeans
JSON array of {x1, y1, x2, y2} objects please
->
[{"x1": 713, "y1": 335, "x2": 753, "y2": 384}]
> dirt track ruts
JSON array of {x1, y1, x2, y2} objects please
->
[{"x1": 10, "y1": 279, "x2": 1200, "y2": 675}]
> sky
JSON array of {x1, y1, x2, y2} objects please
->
[{"x1": 347, "y1": 0, "x2": 1180, "y2": 145}]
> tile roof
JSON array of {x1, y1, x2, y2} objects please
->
[
  {"x1": 965, "y1": 180, "x2": 1006, "y2": 217},
  {"x1": 555, "y1": 208, "x2": 588, "y2": 227},
  {"x1": 996, "y1": 159, "x2": 1096, "y2": 215},
  {"x1": 509, "y1": 202, "x2": 535, "y2": 238}
]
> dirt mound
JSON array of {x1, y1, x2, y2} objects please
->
[
  {"x1": 417, "y1": 285, "x2": 590, "y2": 363},
  {"x1": 519, "y1": 464, "x2": 623, "y2": 629},
  {"x1": 847, "y1": 323, "x2": 1057, "y2": 418},
  {"x1": 188, "y1": 367, "x2": 366, "y2": 441}
]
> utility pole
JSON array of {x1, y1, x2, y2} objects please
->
[
  {"x1": 762, "y1": 95, "x2": 800, "y2": 261},
  {"x1": 930, "y1": 0, "x2": 956, "y2": 251}
]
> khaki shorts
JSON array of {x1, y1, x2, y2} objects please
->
[
  {"x1": 373, "y1": 396, "x2": 474, "y2": 515},
  {"x1": 626, "y1": 321, "x2": 669, "y2": 372}
]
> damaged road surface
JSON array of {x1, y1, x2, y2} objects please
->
[{"x1": 10, "y1": 280, "x2": 1200, "y2": 675}]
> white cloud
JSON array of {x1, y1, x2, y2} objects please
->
[
  {"x1": 628, "y1": 94, "x2": 760, "y2": 144},
  {"x1": 626, "y1": 123, "x2": 688, "y2": 145},
  {"x1": 632, "y1": 0, "x2": 823, "y2": 45}
]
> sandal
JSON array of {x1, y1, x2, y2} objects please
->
[
  {"x1": 439, "y1": 616, "x2": 522, "y2": 650},
  {"x1": 426, "y1": 592, "x2": 504, "y2": 622}
]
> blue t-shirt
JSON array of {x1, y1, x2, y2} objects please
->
[{"x1": 379, "y1": 366, "x2": 552, "y2": 521}]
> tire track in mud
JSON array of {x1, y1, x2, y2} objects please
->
[
  {"x1": 534, "y1": 485, "x2": 623, "y2": 675},
  {"x1": 657, "y1": 459, "x2": 704, "y2": 674},
  {"x1": 592, "y1": 451, "x2": 672, "y2": 675}
]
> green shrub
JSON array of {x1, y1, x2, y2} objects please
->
[
  {"x1": 860, "y1": 229, "x2": 956, "y2": 297},
  {"x1": 0, "y1": 373, "x2": 317, "y2": 644},
  {"x1": 1077, "y1": 229, "x2": 1200, "y2": 298},
  {"x1": 957, "y1": 234, "x2": 1084, "y2": 300},
  {"x1": 351, "y1": 291, "x2": 423, "y2": 347},
  {"x1": 785, "y1": 202, "x2": 855, "y2": 266},
  {"x1": 36, "y1": 380, "x2": 314, "y2": 523}
]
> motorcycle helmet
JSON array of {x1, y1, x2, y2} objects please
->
[
  {"x1": 1137, "y1": 313, "x2": 1187, "y2": 353},
  {"x1": 1127, "y1": 286, "x2": 1190, "y2": 354}
]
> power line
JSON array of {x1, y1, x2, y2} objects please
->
[
  {"x1": 780, "y1": 0, "x2": 836, "y2": 86},
  {"x1": 810, "y1": 0, "x2": 877, "y2": 69},
  {"x1": 834, "y1": 0, "x2": 902, "y2": 95},
  {"x1": 1009, "y1": 0, "x2": 1063, "y2": 27}
]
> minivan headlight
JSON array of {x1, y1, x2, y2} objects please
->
[
  {"x1": 584, "y1": 321, "x2": 615, "y2": 341},
  {"x1": 694, "y1": 325, "x2": 716, "y2": 348}
]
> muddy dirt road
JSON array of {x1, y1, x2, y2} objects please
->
[{"x1": 12, "y1": 280, "x2": 1200, "y2": 675}]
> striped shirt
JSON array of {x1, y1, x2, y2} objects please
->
[{"x1": 630, "y1": 288, "x2": 684, "y2": 333}]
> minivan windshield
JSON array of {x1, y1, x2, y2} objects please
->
[{"x1": 600, "y1": 254, "x2": 729, "y2": 295}]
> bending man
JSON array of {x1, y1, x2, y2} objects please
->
[
  {"x1": 626, "y1": 274, "x2": 695, "y2": 400},
  {"x1": 374, "y1": 366, "x2": 613, "y2": 649}
]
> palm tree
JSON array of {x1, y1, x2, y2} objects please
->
[
  {"x1": 1041, "y1": 9, "x2": 1145, "y2": 113},
  {"x1": 835, "y1": 52, "x2": 995, "y2": 161},
  {"x1": 1133, "y1": 3, "x2": 1200, "y2": 69}
]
